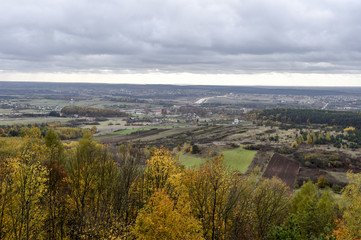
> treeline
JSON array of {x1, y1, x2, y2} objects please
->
[
  {"x1": 250, "y1": 108, "x2": 361, "y2": 127},
  {"x1": 0, "y1": 123, "x2": 48, "y2": 137},
  {"x1": 1, "y1": 129, "x2": 361, "y2": 239},
  {"x1": 0, "y1": 124, "x2": 85, "y2": 140},
  {"x1": 61, "y1": 106, "x2": 128, "y2": 117}
]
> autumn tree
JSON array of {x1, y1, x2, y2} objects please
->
[
  {"x1": 143, "y1": 147, "x2": 180, "y2": 200},
  {"x1": 66, "y1": 131, "x2": 119, "y2": 239},
  {"x1": 133, "y1": 189, "x2": 203, "y2": 240},
  {"x1": 0, "y1": 156, "x2": 16, "y2": 239},
  {"x1": 4, "y1": 127, "x2": 49, "y2": 240},
  {"x1": 230, "y1": 176, "x2": 291, "y2": 240},
  {"x1": 110, "y1": 144, "x2": 145, "y2": 236},
  {"x1": 249, "y1": 177, "x2": 291, "y2": 239},
  {"x1": 341, "y1": 172, "x2": 361, "y2": 238},
  {"x1": 182, "y1": 155, "x2": 242, "y2": 240},
  {"x1": 90, "y1": 126, "x2": 97, "y2": 134},
  {"x1": 43, "y1": 128, "x2": 69, "y2": 240}
]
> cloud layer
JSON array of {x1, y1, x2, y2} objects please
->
[{"x1": 1, "y1": 0, "x2": 361, "y2": 74}]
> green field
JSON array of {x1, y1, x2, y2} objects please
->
[
  {"x1": 95, "y1": 126, "x2": 173, "y2": 140},
  {"x1": 179, "y1": 147, "x2": 257, "y2": 173},
  {"x1": 178, "y1": 154, "x2": 204, "y2": 169}
]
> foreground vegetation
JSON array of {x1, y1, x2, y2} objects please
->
[{"x1": 0, "y1": 127, "x2": 361, "y2": 239}]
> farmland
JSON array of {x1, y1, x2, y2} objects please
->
[
  {"x1": 263, "y1": 153, "x2": 300, "y2": 190},
  {"x1": 179, "y1": 147, "x2": 257, "y2": 173}
]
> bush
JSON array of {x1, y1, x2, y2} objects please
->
[
  {"x1": 245, "y1": 145, "x2": 260, "y2": 150},
  {"x1": 316, "y1": 176, "x2": 328, "y2": 188},
  {"x1": 277, "y1": 146, "x2": 294, "y2": 154},
  {"x1": 229, "y1": 143, "x2": 240, "y2": 148},
  {"x1": 49, "y1": 111, "x2": 60, "y2": 117},
  {"x1": 190, "y1": 145, "x2": 200, "y2": 154}
]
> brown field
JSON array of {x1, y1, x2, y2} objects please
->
[
  {"x1": 99, "y1": 128, "x2": 168, "y2": 144},
  {"x1": 263, "y1": 153, "x2": 300, "y2": 190}
]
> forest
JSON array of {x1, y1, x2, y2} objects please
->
[
  {"x1": 251, "y1": 108, "x2": 361, "y2": 127},
  {"x1": 1, "y1": 127, "x2": 361, "y2": 240}
]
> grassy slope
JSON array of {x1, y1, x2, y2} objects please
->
[
  {"x1": 179, "y1": 147, "x2": 257, "y2": 174},
  {"x1": 222, "y1": 148, "x2": 257, "y2": 173}
]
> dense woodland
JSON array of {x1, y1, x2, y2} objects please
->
[
  {"x1": 251, "y1": 108, "x2": 361, "y2": 127},
  {"x1": 0, "y1": 127, "x2": 361, "y2": 239}
]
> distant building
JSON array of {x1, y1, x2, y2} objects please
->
[{"x1": 161, "y1": 108, "x2": 168, "y2": 115}]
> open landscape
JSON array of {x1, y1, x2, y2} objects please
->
[
  {"x1": 2, "y1": 81, "x2": 361, "y2": 189},
  {"x1": 3, "y1": 1, "x2": 361, "y2": 238},
  {"x1": 2, "y1": 82, "x2": 361, "y2": 239}
]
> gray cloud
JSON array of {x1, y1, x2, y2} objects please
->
[{"x1": 1, "y1": 0, "x2": 361, "y2": 74}]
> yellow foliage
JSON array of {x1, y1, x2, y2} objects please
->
[
  {"x1": 133, "y1": 189, "x2": 204, "y2": 240},
  {"x1": 54, "y1": 127, "x2": 83, "y2": 140},
  {"x1": 0, "y1": 137, "x2": 25, "y2": 159},
  {"x1": 143, "y1": 147, "x2": 180, "y2": 199},
  {"x1": 341, "y1": 172, "x2": 361, "y2": 238},
  {"x1": 62, "y1": 141, "x2": 79, "y2": 150},
  {"x1": 1, "y1": 127, "x2": 49, "y2": 240},
  {"x1": 90, "y1": 126, "x2": 97, "y2": 134},
  {"x1": 333, "y1": 219, "x2": 356, "y2": 240},
  {"x1": 182, "y1": 155, "x2": 237, "y2": 240},
  {"x1": 344, "y1": 127, "x2": 356, "y2": 132}
]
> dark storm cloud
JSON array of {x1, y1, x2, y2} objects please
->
[{"x1": 1, "y1": 0, "x2": 361, "y2": 73}]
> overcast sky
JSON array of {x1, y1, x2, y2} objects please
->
[{"x1": 1, "y1": 0, "x2": 361, "y2": 86}]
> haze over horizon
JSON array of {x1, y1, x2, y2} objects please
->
[{"x1": 1, "y1": 0, "x2": 361, "y2": 86}]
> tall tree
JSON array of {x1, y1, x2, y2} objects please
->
[
  {"x1": 111, "y1": 144, "x2": 144, "y2": 235},
  {"x1": 182, "y1": 155, "x2": 241, "y2": 240},
  {"x1": 66, "y1": 131, "x2": 119, "y2": 239},
  {"x1": 5, "y1": 127, "x2": 48, "y2": 240},
  {"x1": 133, "y1": 189, "x2": 203, "y2": 240},
  {"x1": 44, "y1": 129, "x2": 69, "y2": 240},
  {"x1": 341, "y1": 172, "x2": 361, "y2": 239},
  {"x1": 291, "y1": 181, "x2": 337, "y2": 239},
  {"x1": 143, "y1": 147, "x2": 180, "y2": 200}
]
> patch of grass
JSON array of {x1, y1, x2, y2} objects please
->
[
  {"x1": 179, "y1": 147, "x2": 257, "y2": 173},
  {"x1": 178, "y1": 154, "x2": 204, "y2": 169},
  {"x1": 221, "y1": 148, "x2": 257, "y2": 173}
]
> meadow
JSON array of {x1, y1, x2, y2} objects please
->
[{"x1": 179, "y1": 147, "x2": 257, "y2": 173}]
